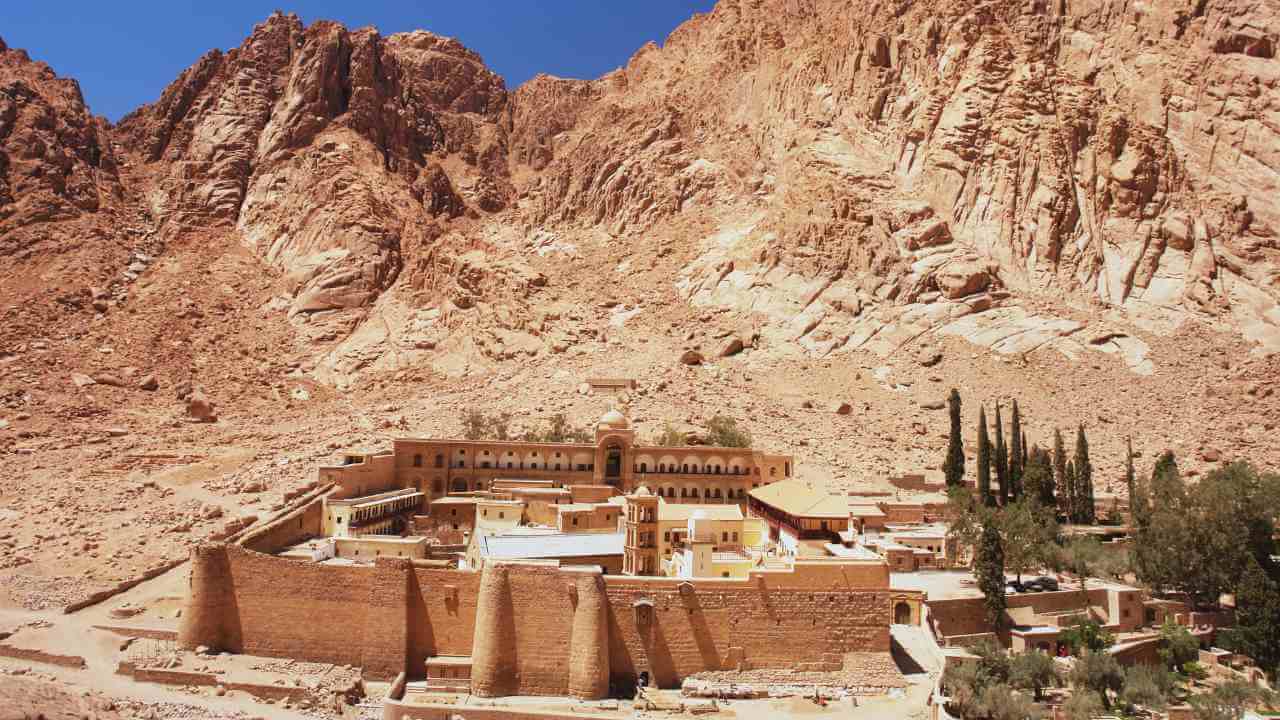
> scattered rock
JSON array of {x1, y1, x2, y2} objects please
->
[
  {"x1": 680, "y1": 350, "x2": 705, "y2": 366},
  {"x1": 70, "y1": 373, "x2": 96, "y2": 388},
  {"x1": 830, "y1": 401, "x2": 852, "y2": 415},
  {"x1": 719, "y1": 338, "x2": 744, "y2": 357},
  {"x1": 920, "y1": 399, "x2": 946, "y2": 410},
  {"x1": 138, "y1": 375, "x2": 159, "y2": 391},
  {"x1": 915, "y1": 346, "x2": 942, "y2": 367},
  {"x1": 186, "y1": 388, "x2": 217, "y2": 423}
]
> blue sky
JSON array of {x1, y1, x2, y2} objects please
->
[{"x1": 0, "y1": 1, "x2": 716, "y2": 122}]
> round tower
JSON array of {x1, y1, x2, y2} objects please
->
[
  {"x1": 471, "y1": 563, "x2": 517, "y2": 697},
  {"x1": 178, "y1": 543, "x2": 237, "y2": 651},
  {"x1": 567, "y1": 570, "x2": 610, "y2": 699}
]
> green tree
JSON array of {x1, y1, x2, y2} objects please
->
[
  {"x1": 944, "y1": 389, "x2": 965, "y2": 487},
  {"x1": 1150, "y1": 451, "x2": 1185, "y2": 508},
  {"x1": 1064, "y1": 461, "x2": 1077, "y2": 522},
  {"x1": 706, "y1": 415, "x2": 751, "y2": 448},
  {"x1": 1023, "y1": 446, "x2": 1056, "y2": 509},
  {"x1": 1120, "y1": 663, "x2": 1175, "y2": 711},
  {"x1": 995, "y1": 403, "x2": 1008, "y2": 505},
  {"x1": 1059, "y1": 617, "x2": 1115, "y2": 656},
  {"x1": 942, "y1": 661, "x2": 987, "y2": 720},
  {"x1": 1181, "y1": 462, "x2": 1280, "y2": 606},
  {"x1": 1218, "y1": 554, "x2": 1280, "y2": 680},
  {"x1": 1010, "y1": 650, "x2": 1057, "y2": 701},
  {"x1": 1069, "y1": 650, "x2": 1123, "y2": 710},
  {"x1": 1009, "y1": 401, "x2": 1024, "y2": 500},
  {"x1": 653, "y1": 423, "x2": 687, "y2": 447},
  {"x1": 1053, "y1": 428, "x2": 1069, "y2": 518},
  {"x1": 1073, "y1": 425, "x2": 1094, "y2": 524},
  {"x1": 977, "y1": 684, "x2": 1044, "y2": 720},
  {"x1": 977, "y1": 406, "x2": 994, "y2": 507},
  {"x1": 1061, "y1": 690, "x2": 1104, "y2": 720},
  {"x1": 1059, "y1": 535, "x2": 1105, "y2": 613},
  {"x1": 1124, "y1": 437, "x2": 1139, "y2": 525},
  {"x1": 1158, "y1": 619, "x2": 1201, "y2": 670},
  {"x1": 1188, "y1": 680, "x2": 1268, "y2": 720},
  {"x1": 999, "y1": 498, "x2": 1059, "y2": 584},
  {"x1": 976, "y1": 522, "x2": 1008, "y2": 631}
]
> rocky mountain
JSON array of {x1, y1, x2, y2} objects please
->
[{"x1": 1, "y1": 0, "x2": 1278, "y2": 625}]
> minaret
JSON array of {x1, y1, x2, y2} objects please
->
[{"x1": 623, "y1": 486, "x2": 659, "y2": 576}]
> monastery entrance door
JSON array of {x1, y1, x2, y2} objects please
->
[
  {"x1": 894, "y1": 601, "x2": 912, "y2": 625},
  {"x1": 605, "y1": 445, "x2": 622, "y2": 481}
]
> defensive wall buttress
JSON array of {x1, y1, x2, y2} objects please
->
[{"x1": 179, "y1": 542, "x2": 895, "y2": 698}]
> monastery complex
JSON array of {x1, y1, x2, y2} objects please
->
[
  {"x1": 175, "y1": 389, "x2": 1255, "y2": 717},
  {"x1": 178, "y1": 397, "x2": 934, "y2": 709}
]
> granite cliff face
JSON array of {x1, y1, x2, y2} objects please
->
[{"x1": 508, "y1": 0, "x2": 1280, "y2": 364}]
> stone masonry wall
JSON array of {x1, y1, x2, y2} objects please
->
[
  {"x1": 181, "y1": 544, "x2": 893, "y2": 692},
  {"x1": 602, "y1": 576, "x2": 891, "y2": 688}
]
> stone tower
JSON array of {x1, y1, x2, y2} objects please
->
[
  {"x1": 566, "y1": 568, "x2": 610, "y2": 699},
  {"x1": 470, "y1": 562, "x2": 517, "y2": 697},
  {"x1": 623, "y1": 486, "x2": 659, "y2": 575},
  {"x1": 178, "y1": 543, "x2": 239, "y2": 651}
]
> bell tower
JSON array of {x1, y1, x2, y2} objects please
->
[{"x1": 623, "y1": 486, "x2": 660, "y2": 576}]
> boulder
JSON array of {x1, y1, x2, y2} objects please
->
[
  {"x1": 921, "y1": 399, "x2": 946, "y2": 410},
  {"x1": 138, "y1": 375, "x2": 159, "y2": 391},
  {"x1": 70, "y1": 373, "x2": 96, "y2": 388},
  {"x1": 680, "y1": 350, "x2": 705, "y2": 366},
  {"x1": 915, "y1": 345, "x2": 942, "y2": 367},
  {"x1": 831, "y1": 401, "x2": 853, "y2": 415},
  {"x1": 933, "y1": 256, "x2": 993, "y2": 299},
  {"x1": 186, "y1": 388, "x2": 217, "y2": 423},
  {"x1": 719, "y1": 337, "x2": 744, "y2": 357},
  {"x1": 93, "y1": 373, "x2": 127, "y2": 387}
]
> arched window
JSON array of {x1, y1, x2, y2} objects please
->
[
  {"x1": 785, "y1": 462, "x2": 791, "y2": 477},
  {"x1": 640, "y1": 462, "x2": 648, "y2": 473},
  {"x1": 715, "y1": 465, "x2": 722, "y2": 474},
  {"x1": 413, "y1": 454, "x2": 423, "y2": 467},
  {"x1": 682, "y1": 463, "x2": 689, "y2": 473},
  {"x1": 770, "y1": 467, "x2": 777, "y2": 477},
  {"x1": 434, "y1": 454, "x2": 444, "y2": 468}
]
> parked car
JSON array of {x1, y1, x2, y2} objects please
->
[
  {"x1": 1005, "y1": 580, "x2": 1025, "y2": 594},
  {"x1": 1032, "y1": 576, "x2": 1059, "y2": 591}
]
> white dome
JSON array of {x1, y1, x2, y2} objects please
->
[
  {"x1": 634, "y1": 485, "x2": 652, "y2": 497},
  {"x1": 599, "y1": 408, "x2": 628, "y2": 428}
]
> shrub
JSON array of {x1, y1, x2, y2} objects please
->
[{"x1": 706, "y1": 415, "x2": 751, "y2": 448}]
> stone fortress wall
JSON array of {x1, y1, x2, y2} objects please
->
[{"x1": 179, "y1": 542, "x2": 894, "y2": 698}]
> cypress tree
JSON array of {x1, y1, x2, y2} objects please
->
[
  {"x1": 943, "y1": 389, "x2": 965, "y2": 487},
  {"x1": 977, "y1": 406, "x2": 993, "y2": 507},
  {"x1": 1009, "y1": 401, "x2": 1023, "y2": 500},
  {"x1": 1021, "y1": 431, "x2": 1029, "y2": 473},
  {"x1": 1150, "y1": 451, "x2": 1184, "y2": 509},
  {"x1": 1075, "y1": 425, "x2": 1095, "y2": 524},
  {"x1": 994, "y1": 403, "x2": 1008, "y2": 505},
  {"x1": 1065, "y1": 460, "x2": 1078, "y2": 523},
  {"x1": 1053, "y1": 428, "x2": 1068, "y2": 518},
  {"x1": 975, "y1": 522, "x2": 1007, "y2": 630},
  {"x1": 1124, "y1": 437, "x2": 1141, "y2": 526}
]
